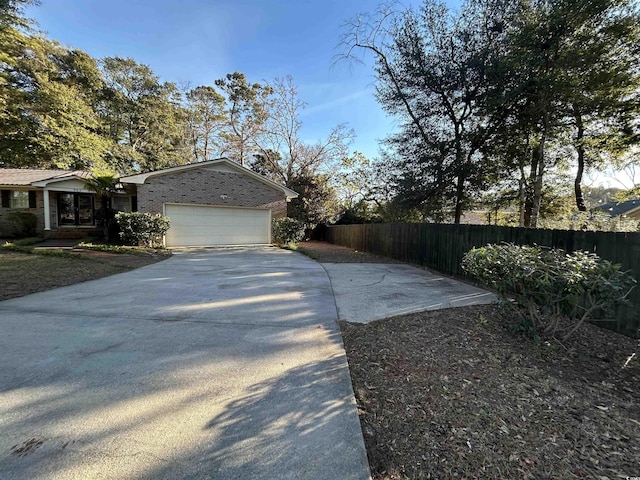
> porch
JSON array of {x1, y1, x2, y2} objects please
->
[{"x1": 34, "y1": 177, "x2": 134, "y2": 235}]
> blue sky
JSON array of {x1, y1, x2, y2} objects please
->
[{"x1": 24, "y1": 0, "x2": 427, "y2": 160}]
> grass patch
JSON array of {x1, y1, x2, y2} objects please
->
[
  {"x1": 283, "y1": 243, "x2": 319, "y2": 260},
  {"x1": 27, "y1": 249, "x2": 84, "y2": 259},
  {"x1": 2, "y1": 241, "x2": 82, "y2": 258},
  {"x1": 2, "y1": 237, "x2": 42, "y2": 252},
  {"x1": 76, "y1": 242, "x2": 168, "y2": 255},
  {"x1": 0, "y1": 243, "x2": 170, "y2": 301}
]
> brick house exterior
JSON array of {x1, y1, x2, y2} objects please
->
[
  {"x1": 135, "y1": 165, "x2": 288, "y2": 218},
  {"x1": 0, "y1": 159, "x2": 297, "y2": 243}
]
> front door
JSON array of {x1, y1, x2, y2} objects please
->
[{"x1": 58, "y1": 193, "x2": 94, "y2": 226}]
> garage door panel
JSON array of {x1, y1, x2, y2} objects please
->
[{"x1": 164, "y1": 204, "x2": 270, "y2": 247}]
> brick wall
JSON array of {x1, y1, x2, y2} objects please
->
[
  {"x1": 136, "y1": 168, "x2": 287, "y2": 216},
  {"x1": 0, "y1": 190, "x2": 44, "y2": 237}
]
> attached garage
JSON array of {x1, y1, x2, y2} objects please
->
[
  {"x1": 164, "y1": 204, "x2": 271, "y2": 247},
  {"x1": 119, "y1": 158, "x2": 298, "y2": 247}
]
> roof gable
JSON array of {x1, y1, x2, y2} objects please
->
[{"x1": 119, "y1": 158, "x2": 298, "y2": 199}]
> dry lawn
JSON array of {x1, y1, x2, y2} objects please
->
[{"x1": 0, "y1": 249, "x2": 167, "y2": 301}]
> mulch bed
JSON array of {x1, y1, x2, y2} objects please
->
[
  {"x1": 298, "y1": 240, "x2": 403, "y2": 263},
  {"x1": 341, "y1": 304, "x2": 640, "y2": 479},
  {"x1": 300, "y1": 241, "x2": 640, "y2": 479}
]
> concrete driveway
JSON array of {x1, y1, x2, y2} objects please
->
[
  {"x1": 323, "y1": 263, "x2": 496, "y2": 324},
  {"x1": 0, "y1": 247, "x2": 370, "y2": 480}
]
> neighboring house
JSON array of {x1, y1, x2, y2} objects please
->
[
  {"x1": 597, "y1": 199, "x2": 640, "y2": 220},
  {"x1": 0, "y1": 158, "x2": 298, "y2": 246}
]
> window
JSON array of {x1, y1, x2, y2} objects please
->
[
  {"x1": 112, "y1": 196, "x2": 131, "y2": 212},
  {"x1": 1, "y1": 190, "x2": 36, "y2": 209},
  {"x1": 12, "y1": 191, "x2": 29, "y2": 209}
]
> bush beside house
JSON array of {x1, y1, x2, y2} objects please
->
[
  {"x1": 272, "y1": 217, "x2": 305, "y2": 245},
  {"x1": 116, "y1": 212, "x2": 170, "y2": 248},
  {"x1": 7, "y1": 211, "x2": 38, "y2": 238}
]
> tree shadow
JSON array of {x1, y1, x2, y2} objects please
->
[{"x1": 146, "y1": 350, "x2": 370, "y2": 479}]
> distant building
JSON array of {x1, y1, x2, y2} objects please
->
[{"x1": 597, "y1": 199, "x2": 640, "y2": 220}]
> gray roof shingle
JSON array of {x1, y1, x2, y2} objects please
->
[
  {"x1": 0, "y1": 168, "x2": 89, "y2": 186},
  {"x1": 597, "y1": 199, "x2": 640, "y2": 216}
]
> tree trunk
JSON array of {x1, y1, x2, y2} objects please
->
[
  {"x1": 101, "y1": 194, "x2": 110, "y2": 243},
  {"x1": 573, "y1": 108, "x2": 587, "y2": 211},
  {"x1": 518, "y1": 171, "x2": 527, "y2": 227},
  {"x1": 453, "y1": 127, "x2": 465, "y2": 225},
  {"x1": 529, "y1": 146, "x2": 545, "y2": 228},
  {"x1": 454, "y1": 174, "x2": 464, "y2": 224},
  {"x1": 523, "y1": 149, "x2": 538, "y2": 227},
  {"x1": 530, "y1": 112, "x2": 549, "y2": 228},
  {"x1": 518, "y1": 139, "x2": 530, "y2": 227}
]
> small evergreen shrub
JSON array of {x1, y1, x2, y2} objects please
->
[
  {"x1": 272, "y1": 217, "x2": 305, "y2": 245},
  {"x1": 462, "y1": 243, "x2": 636, "y2": 340},
  {"x1": 7, "y1": 211, "x2": 38, "y2": 237},
  {"x1": 115, "y1": 212, "x2": 170, "y2": 248}
]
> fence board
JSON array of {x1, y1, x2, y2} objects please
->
[{"x1": 325, "y1": 223, "x2": 640, "y2": 338}]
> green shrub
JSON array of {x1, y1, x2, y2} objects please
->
[
  {"x1": 4, "y1": 237, "x2": 41, "y2": 247},
  {"x1": 76, "y1": 242, "x2": 166, "y2": 254},
  {"x1": 115, "y1": 212, "x2": 170, "y2": 248},
  {"x1": 272, "y1": 217, "x2": 305, "y2": 245},
  {"x1": 462, "y1": 243, "x2": 636, "y2": 340},
  {"x1": 7, "y1": 211, "x2": 38, "y2": 237}
]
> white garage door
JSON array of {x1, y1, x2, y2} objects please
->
[{"x1": 164, "y1": 204, "x2": 271, "y2": 247}]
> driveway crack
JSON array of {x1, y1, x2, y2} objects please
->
[{"x1": 356, "y1": 273, "x2": 389, "y2": 287}]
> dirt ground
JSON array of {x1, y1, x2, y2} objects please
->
[
  {"x1": 0, "y1": 249, "x2": 169, "y2": 301},
  {"x1": 298, "y1": 240, "x2": 402, "y2": 263},
  {"x1": 301, "y1": 241, "x2": 640, "y2": 479}
]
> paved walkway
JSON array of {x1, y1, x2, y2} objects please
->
[
  {"x1": 0, "y1": 247, "x2": 370, "y2": 480},
  {"x1": 32, "y1": 239, "x2": 79, "y2": 249}
]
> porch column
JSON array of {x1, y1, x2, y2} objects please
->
[{"x1": 43, "y1": 188, "x2": 51, "y2": 230}]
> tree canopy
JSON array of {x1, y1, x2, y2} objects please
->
[
  {"x1": 340, "y1": 0, "x2": 640, "y2": 225},
  {"x1": 5, "y1": 0, "x2": 638, "y2": 229},
  {"x1": 0, "y1": 4, "x2": 356, "y2": 229}
]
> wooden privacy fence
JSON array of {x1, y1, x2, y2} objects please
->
[{"x1": 324, "y1": 223, "x2": 640, "y2": 337}]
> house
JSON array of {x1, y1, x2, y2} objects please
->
[
  {"x1": 0, "y1": 158, "x2": 298, "y2": 246},
  {"x1": 597, "y1": 199, "x2": 640, "y2": 220}
]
